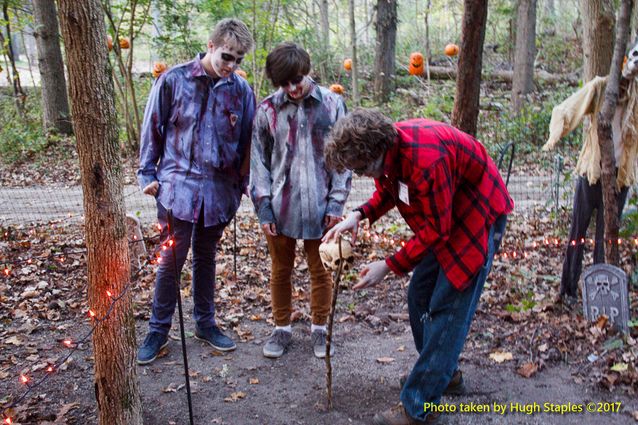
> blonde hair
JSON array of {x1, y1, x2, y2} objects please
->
[{"x1": 209, "y1": 18, "x2": 253, "y2": 53}]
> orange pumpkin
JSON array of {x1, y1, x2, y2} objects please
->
[
  {"x1": 152, "y1": 62, "x2": 167, "y2": 78},
  {"x1": 408, "y1": 52, "x2": 424, "y2": 76},
  {"x1": 235, "y1": 69, "x2": 248, "y2": 79},
  {"x1": 343, "y1": 58, "x2": 352, "y2": 71},
  {"x1": 329, "y1": 84, "x2": 345, "y2": 94},
  {"x1": 119, "y1": 37, "x2": 130, "y2": 49},
  {"x1": 107, "y1": 35, "x2": 113, "y2": 51},
  {"x1": 444, "y1": 43, "x2": 459, "y2": 57}
]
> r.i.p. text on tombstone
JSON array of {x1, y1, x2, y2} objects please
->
[{"x1": 582, "y1": 264, "x2": 630, "y2": 334}]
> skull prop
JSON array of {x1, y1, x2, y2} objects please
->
[
  {"x1": 623, "y1": 40, "x2": 638, "y2": 79},
  {"x1": 319, "y1": 239, "x2": 354, "y2": 272}
]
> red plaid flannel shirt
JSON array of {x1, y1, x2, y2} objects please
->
[{"x1": 358, "y1": 119, "x2": 514, "y2": 291}]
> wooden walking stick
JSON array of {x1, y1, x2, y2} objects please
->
[{"x1": 325, "y1": 236, "x2": 345, "y2": 409}]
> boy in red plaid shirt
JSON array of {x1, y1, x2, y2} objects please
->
[{"x1": 324, "y1": 108, "x2": 513, "y2": 425}]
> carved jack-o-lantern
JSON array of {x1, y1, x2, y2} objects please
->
[
  {"x1": 119, "y1": 37, "x2": 130, "y2": 49},
  {"x1": 107, "y1": 35, "x2": 113, "y2": 51},
  {"x1": 444, "y1": 43, "x2": 459, "y2": 57},
  {"x1": 329, "y1": 84, "x2": 345, "y2": 94},
  {"x1": 408, "y1": 52, "x2": 424, "y2": 76},
  {"x1": 343, "y1": 58, "x2": 352, "y2": 72}
]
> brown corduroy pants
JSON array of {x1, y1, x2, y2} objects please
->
[{"x1": 265, "y1": 234, "x2": 332, "y2": 326}]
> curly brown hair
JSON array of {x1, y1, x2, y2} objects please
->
[{"x1": 325, "y1": 108, "x2": 397, "y2": 172}]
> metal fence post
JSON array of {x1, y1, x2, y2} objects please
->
[{"x1": 554, "y1": 154, "x2": 563, "y2": 218}]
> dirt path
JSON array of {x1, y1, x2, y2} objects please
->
[{"x1": 135, "y1": 317, "x2": 638, "y2": 424}]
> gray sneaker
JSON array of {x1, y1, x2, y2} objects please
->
[
  {"x1": 263, "y1": 329, "x2": 292, "y2": 358},
  {"x1": 311, "y1": 329, "x2": 335, "y2": 358}
]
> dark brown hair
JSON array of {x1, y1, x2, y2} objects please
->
[
  {"x1": 265, "y1": 42, "x2": 311, "y2": 87},
  {"x1": 325, "y1": 108, "x2": 397, "y2": 172}
]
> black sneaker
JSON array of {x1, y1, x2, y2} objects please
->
[
  {"x1": 399, "y1": 370, "x2": 466, "y2": 396},
  {"x1": 262, "y1": 329, "x2": 292, "y2": 358},
  {"x1": 137, "y1": 331, "x2": 169, "y2": 365},
  {"x1": 194, "y1": 325, "x2": 236, "y2": 352}
]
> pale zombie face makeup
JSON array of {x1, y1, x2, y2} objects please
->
[
  {"x1": 281, "y1": 75, "x2": 312, "y2": 101},
  {"x1": 207, "y1": 41, "x2": 245, "y2": 79},
  {"x1": 623, "y1": 41, "x2": 638, "y2": 79}
]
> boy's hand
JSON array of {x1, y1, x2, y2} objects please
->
[
  {"x1": 322, "y1": 211, "x2": 361, "y2": 244},
  {"x1": 261, "y1": 223, "x2": 277, "y2": 236},
  {"x1": 324, "y1": 215, "x2": 341, "y2": 231},
  {"x1": 353, "y1": 260, "x2": 390, "y2": 290},
  {"x1": 142, "y1": 181, "x2": 159, "y2": 197}
]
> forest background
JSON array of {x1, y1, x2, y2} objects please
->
[{"x1": 2, "y1": 0, "x2": 638, "y2": 424}]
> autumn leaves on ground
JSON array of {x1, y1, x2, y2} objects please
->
[{"x1": 1, "y1": 206, "x2": 638, "y2": 424}]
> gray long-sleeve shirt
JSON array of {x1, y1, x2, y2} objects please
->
[{"x1": 249, "y1": 83, "x2": 351, "y2": 239}]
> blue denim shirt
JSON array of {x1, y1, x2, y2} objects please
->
[
  {"x1": 250, "y1": 83, "x2": 351, "y2": 239},
  {"x1": 138, "y1": 54, "x2": 256, "y2": 227}
]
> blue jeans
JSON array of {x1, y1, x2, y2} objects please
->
[
  {"x1": 401, "y1": 215, "x2": 507, "y2": 420},
  {"x1": 149, "y1": 202, "x2": 228, "y2": 336}
]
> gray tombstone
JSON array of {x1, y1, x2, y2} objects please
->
[{"x1": 582, "y1": 264, "x2": 630, "y2": 334}]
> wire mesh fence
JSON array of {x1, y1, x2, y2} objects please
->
[{"x1": 0, "y1": 153, "x2": 573, "y2": 227}]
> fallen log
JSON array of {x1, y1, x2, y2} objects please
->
[{"x1": 421, "y1": 66, "x2": 580, "y2": 86}]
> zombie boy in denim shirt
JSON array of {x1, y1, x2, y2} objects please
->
[{"x1": 136, "y1": 19, "x2": 255, "y2": 364}]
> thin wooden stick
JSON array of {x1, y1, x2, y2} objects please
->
[{"x1": 325, "y1": 236, "x2": 344, "y2": 410}]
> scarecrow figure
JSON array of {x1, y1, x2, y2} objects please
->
[{"x1": 542, "y1": 40, "x2": 638, "y2": 302}]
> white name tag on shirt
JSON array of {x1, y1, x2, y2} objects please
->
[{"x1": 398, "y1": 181, "x2": 410, "y2": 205}]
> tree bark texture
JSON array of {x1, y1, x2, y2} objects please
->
[
  {"x1": 581, "y1": 0, "x2": 615, "y2": 81},
  {"x1": 511, "y1": 0, "x2": 537, "y2": 113},
  {"x1": 451, "y1": 0, "x2": 488, "y2": 137},
  {"x1": 56, "y1": 1, "x2": 142, "y2": 424},
  {"x1": 320, "y1": 0, "x2": 329, "y2": 48},
  {"x1": 373, "y1": 0, "x2": 397, "y2": 103},
  {"x1": 349, "y1": 0, "x2": 359, "y2": 105},
  {"x1": 32, "y1": 0, "x2": 73, "y2": 135},
  {"x1": 1, "y1": 1, "x2": 26, "y2": 110},
  {"x1": 597, "y1": 0, "x2": 633, "y2": 266}
]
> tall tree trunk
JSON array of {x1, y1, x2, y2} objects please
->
[
  {"x1": 597, "y1": 0, "x2": 633, "y2": 266},
  {"x1": 1, "y1": 1, "x2": 26, "y2": 111},
  {"x1": 581, "y1": 0, "x2": 615, "y2": 81},
  {"x1": 544, "y1": 0, "x2": 556, "y2": 33},
  {"x1": 56, "y1": 1, "x2": 143, "y2": 424},
  {"x1": 373, "y1": 0, "x2": 397, "y2": 103},
  {"x1": 451, "y1": 0, "x2": 488, "y2": 137},
  {"x1": 320, "y1": 0, "x2": 329, "y2": 48},
  {"x1": 349, "y1": 0, "x2": 359, "y2": 105},
  {"x1": 424, "y1": 0, "x2": 432, "y2": 83},
  {"x1": 32, "y1": 0, "x2": 73, "y2": 135},
  {"x1": 512, "y1": 0, "x2": 537, "y2": 113}
]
